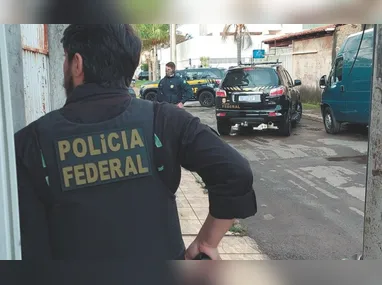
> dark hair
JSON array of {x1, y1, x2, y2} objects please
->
[
  {"x1": 61, "y1": 24, "x2": 142, "y2": 88},
  {"x1": 166, "y1": 62, "x2": 176, "y2": 70}
]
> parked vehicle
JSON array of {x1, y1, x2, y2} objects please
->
[
  {"x1": 319, "y1": 28, "x2": 374, "y2": 134},
  {"x1": 138, "y1": 71, "x2": 149, "y2": 80},
  {"x1": 214, "y1": 62, "x2": 302, "y2": 136},
  {"x1": 139, "y1": 67, "x2": 224, "y2": 107}
]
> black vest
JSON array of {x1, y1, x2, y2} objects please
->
[
  {"x1": 34, "y1": 98, "x2": 185, "y2": 260},
  {"x1": 159, "y1": 76, "x2": 182, "y2": 104}
]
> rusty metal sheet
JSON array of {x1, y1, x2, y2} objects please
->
[
  {"x1": 22, "y1": 50, "x2": 50, "y2": 125},
  {"x1": 21, "y1": 24, "x2": 50, "y2": 125},
  {"x1": 20, "y1": 24, "x2": 48, "y2": 55}
]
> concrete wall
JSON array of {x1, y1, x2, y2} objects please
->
[
  {"x1": 5, "y1": 25, "x2": 26, "y2": 132},
  {"x1": 293, "y1": 35, "x2": 333, "y2": 88},
  {"x1": 292, "y1": 35, "x2": 333, "y2": 103},
  {"x1": 48, "y1": 24, "x2": 68, "y2": 111}
]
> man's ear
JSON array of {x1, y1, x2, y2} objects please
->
[{"x1": 72, "y1": 53, "x2": 84, "y2": 77}]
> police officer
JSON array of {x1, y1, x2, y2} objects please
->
[
  {"x1": 14, "y1": 24, "x2": 257, "y2": 261},
  {"x1": 157, "y1": 62, "x2": 193, "y2": 108}
]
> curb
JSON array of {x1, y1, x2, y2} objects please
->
[{"x1": 304, "y1": 113, "x2": 323, "y2": 123}]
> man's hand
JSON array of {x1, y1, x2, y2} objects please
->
[
  {"x1": 185, "y1": 239, "x2": 221, "y2": 260},
  {"x1": 177, "y1": 102, "x2": 184, "y2": 108}
]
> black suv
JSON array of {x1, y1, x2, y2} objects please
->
[{"x1": 215, "y1": 62, "x2": 302, "y2": 136}]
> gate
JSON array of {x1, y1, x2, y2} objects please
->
[{"x1": 266, "y1": 47, "x2": 294, "y2": 75}]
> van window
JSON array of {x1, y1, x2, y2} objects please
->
[
  {"x1": 360, "y1": 32, "x2": 373, "y2": 49},
  {"x1": 344, "y1": 36, "x2": 360, "y2": 52},
  {"x1": 332, "y1": 57, "x2": 343, "y2": 83}
]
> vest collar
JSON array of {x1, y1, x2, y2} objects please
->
[{"x1": 64, "y1": 83, "x2": 129, "y2": 106}]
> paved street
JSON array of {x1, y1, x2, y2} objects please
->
[
  {"x1": 184, "y1": 102, "x2": 369, "y2": 260},
  {"x1": 178, "y1": 170, "x2": 269, "y2": 260}
]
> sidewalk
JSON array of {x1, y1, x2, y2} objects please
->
[
  {"x1": 178, "y1": 169, "x2": 269, "y2": 260},
  {"x1": 304, "y1": 108, "x2": 323, "y2": 123}
]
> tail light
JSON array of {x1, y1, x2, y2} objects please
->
[
  {"x1": 268, "y1": 112, "x2": 277, "y2": 117},
  {"x1": 269, "y1": 86, "x2": 286, "y2": 97},
  {"x1": 216, "y1": 112, "x2": 226, "y2": 117},
  {"x1": 216, "y1": 89, "x2": 227, "y2": 97}
]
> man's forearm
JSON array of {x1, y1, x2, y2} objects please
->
[{"x1": 195, "y1": 214, "x2": 234, "y2": 247}]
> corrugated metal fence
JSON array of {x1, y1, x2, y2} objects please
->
[
  {"x1": 20, "y1": 24, "x2": 50, "y2": 125},
  {"x1": 265, "y1": 47, "x2": 293, "y2": 74}
]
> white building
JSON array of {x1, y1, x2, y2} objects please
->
[{"x1": 158, "y1": 24, "x2": 307, "y2": 77}]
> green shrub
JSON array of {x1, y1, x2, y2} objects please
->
[{"x1": 298, "y1": 85, "x2": 322, "y2": 105}]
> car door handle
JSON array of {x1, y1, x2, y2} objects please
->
[{"x1": 340, "y1": 85, "x2": 345, "y2": 92}]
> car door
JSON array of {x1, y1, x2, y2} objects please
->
[
  {"x1": 183, "y1": 69, "x2": 199, "y2": 95},
  {"x1": 277, "y1": 67, "x2": 292, "y2": 102},
  {"x1": 326, "y1": 57, "x2": 348, "y2": 122},
  {"x1": 283, "y1": 69, "x2": 299, "y2": 109}
]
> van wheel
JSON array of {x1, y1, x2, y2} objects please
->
[
  {"x1": 217, "y1": 120, "x2": 231, "y2": 136},
  {"x1": 324, "y1": 106, "x2": 341, "y2": 134},
  {"x1": 145, "y1": 91, "x2": 157, "y2": 101},
  {"x1": 199, "y1": 91, "x2": 215, "y2": 107}
]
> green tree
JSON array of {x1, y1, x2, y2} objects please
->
[
  {"x1": 141, "y1": 63, "x2": 149, "y2": 72},
  {"x1": 221, "y1": 24, "x2": 253, "y2": 65},
  {"x1": 133, "y1": 24, "x2": 170, "y2": 80},
  {"x1": 200, "y1": 56, "x2": 210, "y2": 67}
]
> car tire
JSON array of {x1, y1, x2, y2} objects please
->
[
  {"x1": 217, "y1": 120, "x2": 231, "y2": 136},
  {"x1": 280, "y1": 109, "x2": 292, "y2": 136},
  {"x1": 292, "y1": 102, "x2": 302, "y2": 127},
  {"x1": 324, "y1": 106, "x2": 341, "y2": 134},
  {"x1": 199, "y1": 91, "x2": 215, "y2": 107},
  {"x1": 145, "y1": 91, "x2": 157, "y2": 101}
]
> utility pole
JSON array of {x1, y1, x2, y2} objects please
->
[
  {"x1": 170, "y1": 24, "x2": 177, "y2": 64},
  {"x1": 363, "y1": 24, "x2": 382, "y2": 259}
]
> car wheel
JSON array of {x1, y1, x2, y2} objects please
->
[
  {"x1": 292, "y1": 102, "x2": 302, "y2": 127},
  {"x1": 145, "y1": 91, "x2": 157, "y2": 101},
  {"x1": 280, "y1": 109, "x2": 292, "y2": 136},
  {"x1": 324, "y1": 106, "x2": 341, "y2": 134},
  {"x1": 217, "y1": 120, "x2": 231, "y2": 136},
  {"x1": 199, "y1": 91, "x2": 215, "y2": 107}
]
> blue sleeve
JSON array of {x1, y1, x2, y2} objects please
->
[
  {"x1": 157, "y1": 79, "x2": 164, "y2": 102},
  {"x1": 179, "y1": 78, "x2": 193, "y2": 104}
]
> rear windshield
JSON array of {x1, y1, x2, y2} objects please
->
[{"x1": 223, "y1": 68, "x2": 280, "y2": 87}]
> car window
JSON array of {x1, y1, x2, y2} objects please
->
[
  {"x1": 276, "y1": 67, "x2": 289, "y2": 86},
  {"x1": 208, "y1": 69, "x2": 225, "y2": 78},
  {"x1": 284, "y1": 70, "x2": 294, "y2": 86},
  {"x1": 223, "y1": 67, "x2": 280, "y2": 87},
  {"x1": 197, "y1": 70, "x2": 219, "y2": 79},
  {"x1": 185, "y1": 70, "x2": 199, "y2": 80}
]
